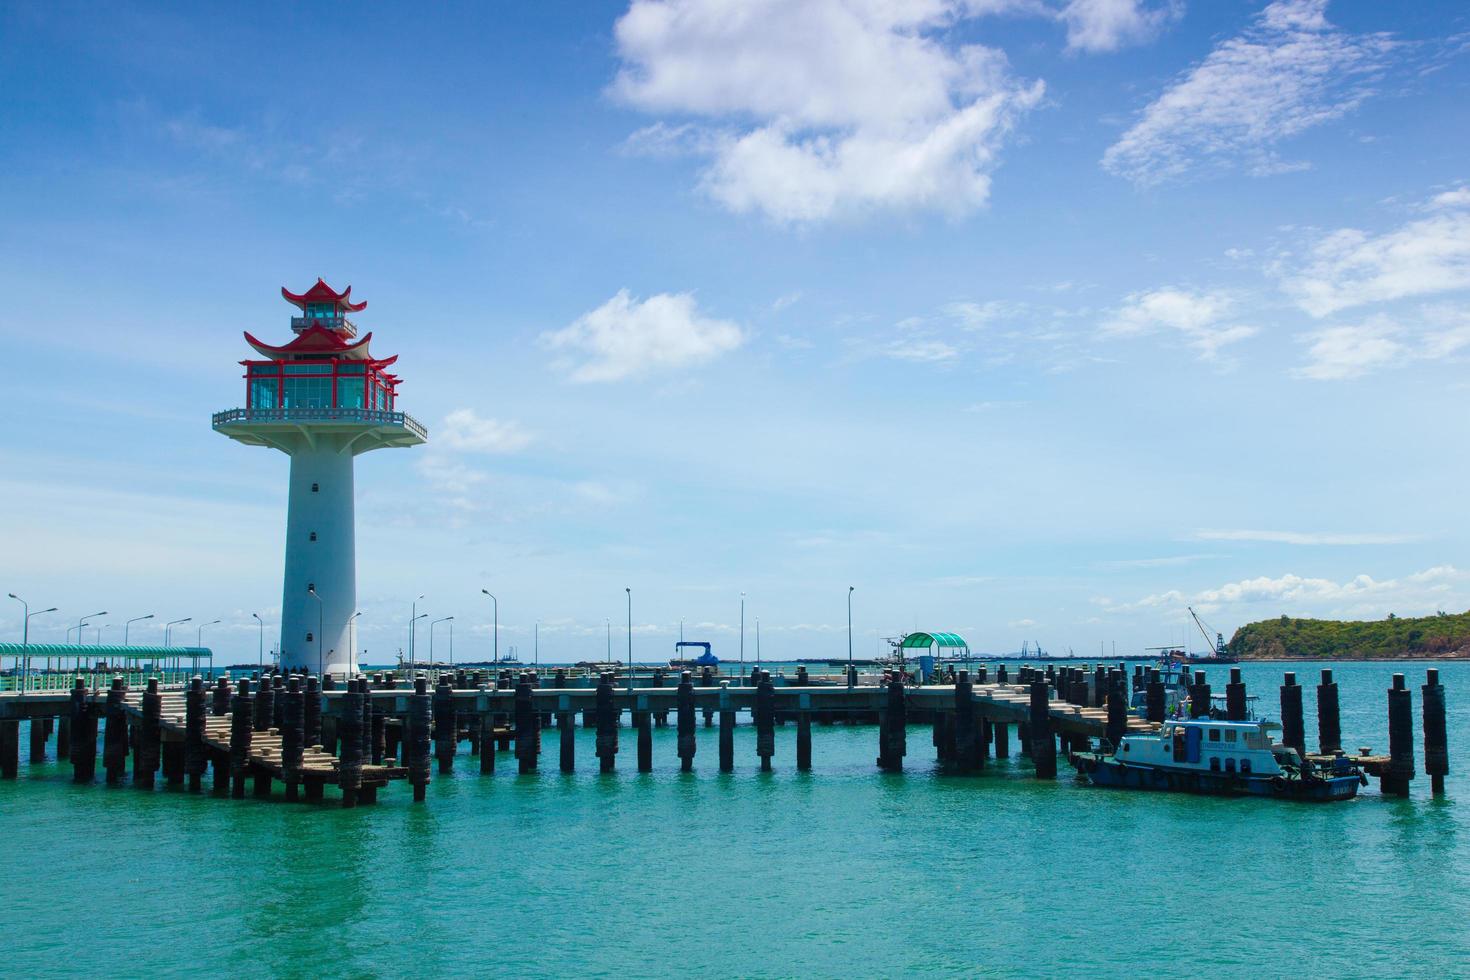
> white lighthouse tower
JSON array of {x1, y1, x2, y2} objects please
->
[{"x1": 214, "y1": 280, "x2": 427, "y2": 675}]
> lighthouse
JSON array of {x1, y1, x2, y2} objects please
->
[{"x1": 213, "y1": 280, "x2": 427, "y2": 675}]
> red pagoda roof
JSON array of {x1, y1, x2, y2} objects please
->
[
  {"x1": 281, "y1": 278, "x2": 367, "y2": 312},
  {"x1": 243, "y1": 325, "x2": 396, "y2": 364}
]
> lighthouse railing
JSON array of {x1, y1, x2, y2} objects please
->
[{"x1": 212, "y1": 407, "x2": 427, "y2": 440}]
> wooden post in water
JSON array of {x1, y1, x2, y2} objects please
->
[
  {"x1": 228, "y1": 678, "x2": 253, "y2": 799},
  {"x1": 1317, "y1": 669, "x2": 1342, "y2": 755},
  {"x1": 1383, "y1": 673, "x2": 1414, "y2": 798},
  {"x1": 677, "y1": 671, "x2": 697, "y2": 773},
  {"x1": 70, "y1": 679, "x2": 97, "y2": 783},
  {"x1": 1422, "y1": 668, "x2": 1448, "y2": 795},
  {"x1": 184, "y1": 676, "x2": 206, "y2": 793},
  {"x1": 407, "y1": 676, "x2": 433, "y2": 803},
  {"x1": 595, "y1": 672, "x2": 618, "y2": 773},
  {"x1": 1279, "y1": 673, "x2": 1305, "y2": 756},
  {"x1": 1225, "y1": 668, "x2": 1247, "y2": 722},
  {"x1": 1029, "y1": 679, "x2": 1056, "y2": 779}
]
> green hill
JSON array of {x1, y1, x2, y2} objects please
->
[{"x1": 1228, "y1": 609, "x2": 1470, "y2": 660}]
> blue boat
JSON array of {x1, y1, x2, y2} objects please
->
[{"x1": 1072, "y1": 718, "x2": 1365, "y2": 802}]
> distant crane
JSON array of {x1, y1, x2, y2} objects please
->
[{"x1": 1188, "y1": 606, "x2": 1228, "y2": 659}]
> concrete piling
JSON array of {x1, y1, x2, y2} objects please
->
[
  {"x1": 796, "y1": 703, "x2": 812, "y2": 771},
  {"x1": 434, "y1": 678, "x2": 456, "y2": 774},
  {"x1": 0, "y1": 720, "x2": 17, "y2": 779},
  {"x1": 282, "y1": 677, "x2": 304, "y2": 801},
  {"x1": 339, "y1": 679, "x2": 365, "y2": 808},
  {"x1": 136, "y1": 679, "x2": 162, "y2": 788},
  {"x1": 719, "y1": 687, "x2": 734, "y2": 773},
  {"x1": 28, "y1": 715, "x2": 48, "y2": 764},
  {"x1": 304, "y1": 675, "x2": 321, "y2": 748},
  {"x1": 212, "y1": 676, "x2": 231, "y2": 716},
  {"x1": 953, "y1": 670, "x2": 978, "y2": 773},
  {"x1": 254, "y1": 675, "x2": 274, "y2": 733},
  {"x1": 1145, "y1": 668, "x2": 1165, "y2": 724},
  {"x1": 755, "y1": 671, "x2": 776, "y2": 771},
  {"x1": 371, "y1": 675, "x2": 388, "y2": 765},
  {"x1": 636, "y1": 701, "x2": 653, "y2": 773},
  {"x1": 1384, "y1": 673, "x2": 1414, "y2": 798},
  {"x1": 1280, "y1": 672, "x2": 1305, "y2": 756},
  {"x1": 994, "y1": 720, "x2": 1010, "y2": 759},
  {"x1": 1189, "y1": 670, "x2": 1211, "y2": 720},
  {"x1": 877, "y1": 674, "x2": 906, "y2": 772},
  {"x1": 1105, "y1": 671, "x2": 1127, "y2": 749},
  {"x1": 272, "y1": 673, "x2": 286, "y2": 731}
]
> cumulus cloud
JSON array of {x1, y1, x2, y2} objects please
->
[
  {"x1": 1060, "y1": 0, "x2": 1182, "y2": 54},
  {"x1": 1279, "y1": 209, "x2": 1470, "y2": 317},
  {"x1": 436, "y1": 409, "x2": 532, "y2": 453},
  {"x1": 1102, "y1": 0, "x2": 1396, "y2": 184},
  {"x1": 611, "y1": 0, "x2": 1044, "y2": 222},
  {"x1": 544, "y1": 289, "x2": 744, "y2": 382},
  {"x1": 1102, "y1": 287, "x2": 1257, "y2": 360},
  {"x1": 1291, "y1": 307, "x2": 1470, "y2": 380}
]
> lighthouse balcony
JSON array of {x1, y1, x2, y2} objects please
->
[
  {"x1": 213, "y1": 406, "x2": 428, "y2": 447},
  {"x1": 291, "y1": 314, "x2": 357, "y2": 337}
]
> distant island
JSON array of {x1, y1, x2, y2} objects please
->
[{"x1": 1228, "y1": 609, "x2": 1470, "y2": 661}]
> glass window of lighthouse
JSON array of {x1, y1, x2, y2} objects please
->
[
  {"x1": 336, "y1": 376, "x2": 364, "y2": 409},
  {"x1": 284, "y1": 376, "x2": 332, "y2": 408},
  {"x1": 249, "y1": 378, "x2": 278, "y2": 409}
]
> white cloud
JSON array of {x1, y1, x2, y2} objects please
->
[
  {"x1": 1123, "y1": 565, "x2": 1469, "y2": 617},
  {"x1": 1279, "y1": 211, "x2": 1470, "y2": 317},
  {"x1": 611, "y1": 0, "x2": 1044, "y2": 222},
  {"x1": 1292, "y1": 307, "x2": 1470, "y2": 380},
  {"x1": 1009, "y1": 617, "x2": 1037, "y2": 628},
  {"x1": 1429, "y1": 187, "x2": 1470, "y2": 210},
  {"x1": 436, "y1": 409, "x2": 532, "y2": 453},
  {"x1": 544, "y1": 288, "x2": 744, "y2": 382},
  {"x1": 1060, "y1": 0, "x2": 1182, "y2": 54},
  {"x1": 884, "y1": 337, "x2": 959, "y2": 362},
  {"x1": 1102, "y1": 287, "x2": 1257, "y2": 360},
  {"x1": 1102, "y1": 0, "x2": 1395, "y2": 184},
  {"x1": 1191, "y1": 528, "x2": 1420, "y2": 546}
]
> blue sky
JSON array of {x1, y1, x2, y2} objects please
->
[{"x1": 3, "y1": 0, "x2": 1470, "y2": 664}]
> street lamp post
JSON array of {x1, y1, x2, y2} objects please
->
[
  {"x1": 124, "y1": 613, "x2": 154, "y2": 647},
  {"x1": 847, "y1": 586, "x2": 855, "y2": 689},
  {"x1": 77, "y1": 612, "x2": 107, "y2": 676},
  {"x1": 251, "y1": 613, "x2": 264, "y2": 670},
  {"x1": 348, "y1": 612, "x2": 361, "y2": 671},
  {"x1": 740, "y1": 592, "x2": 745, "y2": 682},
  {"x1": 625, "y1": 587, "x2": 632, "y2": 693},
  {"x1": 534, "y1": 621, "x2": 539, "y2": 667},
  {"x1": 756, "y1": 617, "x2": 761, "y2": 670},
  {"x1": 307, "y1": 586, "x2": 324, "y2": 678},
  {"x1": 606, "y1": 619, "x2": 610, "y2": 661},
  {"x1": 164, "y1": 617, "x2": 191, "y2": 680},
  {"x1": 409, "y1": 595, "x2": 425, "y2": 666},
  {"x1": 480, "y1": 590, "x2": 498, "y2": 664},
  {"x1": 8, "y1": 594, "x2": 56, "y2": 694},
  {"x1": 430, "y1": 616, "x2": 454, "y2": 663}
]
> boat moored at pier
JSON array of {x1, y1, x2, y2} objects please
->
[{"x1": 1072, "y1": 717, "x2": 1365, "y2": 802}]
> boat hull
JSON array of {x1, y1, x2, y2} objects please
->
[{"x1": 1073, "y1": 755, "x2": 1359, "y2": 802}]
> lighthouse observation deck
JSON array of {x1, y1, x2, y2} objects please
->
[{"x1": 213, "y1": 407, "x2": 428, "y2": 449}]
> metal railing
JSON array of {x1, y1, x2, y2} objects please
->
[
  {"x1": 290, "y1": 315, "x2": 357, "y2": 337},
  {"x1": 213, "y1": 407, "x2": 428, "y2": 440},
  {"x1": 0, "y1": 669, "x2": 203, "y2": 694}
]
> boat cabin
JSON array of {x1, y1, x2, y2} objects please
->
[{"x1": 1116, "y1": 719, "x2": 1286, "y2": 777}]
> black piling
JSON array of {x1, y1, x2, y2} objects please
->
[
  {"x1": 1225, "y1": 668, "x2": 1247, "y2": 722},
  {"x1": 132, "y1": 678, "x2": 161, "y2": 790},
  {"x1": 272, "y1": 673, "x2": 286, "y2": 731},
  {"x1": 0, "y1": 721, "x2": 16, "y2": 780},
  {"x1": 339, "y1": 678, "x2": 365, "y2": 808},
  {"x1": 282, "y1": 676, "x2": 305, "y2": 801},
  {"x1": 595, "y1": 673, "x2": 618, "y2": 773},
  {"x1": 304, "y1": 675, "x2": 322, "y2": 748},
  {"x1": 28, "y1": 714, "x2": 48, "y2": 764},
  {"x1": 407, "y1": 676, "x2": 433, "y2": 802},
  {"x1": 228, "y1": 678, "x2": 253, "y2": 799},
  {"x1": 184, "y1": 676, "x2": 207, "y2": 793},
  {"x1": 558, "y1": 703, "x2": 575, "y2": 773},
  {"x1": 481, "y1": 704, "x2": 498, "y2": 775},
  {"x1": 994, "y1": 720, "x2": 1010, "y2": 759},
  {"x1": 515, "y1": 674, "x2": 540, "y2": 774},
  {"x1": 877, "y1": 674, "x2": 906, "y2": 772},
  {"x1": 1279, "y1": 672, "x2": 1305, "y2": 756},
  {"x1": 1422, "y1": 668, "x2": 1448, "y2": 795},
  {"x1": 719, "y1": 692, "x2": 735, "y2": 773},
  {"x1": 1106, "y1": 671, "x2": 1127, "y2": 749},
  {"x1": 371, "y1": 674, "x2": 387, "y2": 765},
  {"x1": 1384, "y1": 673, "x2": 1414, "y2": 797},
  {"x1": 1189, "y1": 670, "x2": 1211, "y2": 720},
  {"x1": 1029, "y1": 679, "x2": 1056, "y2": 779},
  {"x1": 102, "y1": 677, "x2": 128, "y2": 785},
  {"x1": 701, "y1": 666, "x2": 715, "y2": 728},
  {"x1": 1317, "y1": 668, "x2": 1342, "y2": 755},
  {"x1": 254, "y1": 675, "x2": 274, "y2": 733},
  {"x1": 636, "y1": 701, "x2": 653, "y2": 773},
  {"x1": 212, "y1": 676, "x2": 231, "y2": 717},
  {"x1": 954, "y1": 670, "x2": 979, "y2": 772},
  {"x1": 796, "y1": 705, "x2": 812, "y2": 771},
  {"x1": 677, "y1": 671, "x2": 697, "y2": 773},
  {"x1": 69, "y1": 679, "x2": 97, "y2": 783},
  {"x1": 1145, "y1": 668, "x2": 1165, "y2": 724},
  {"x1": 434, "y1": 678, "x2": 456, "y2": 774},
  {"x1": 1093, "y1": 665, "x2": 1106, "y2": 708},
  {"x1": 755, "y1": 671, "x2": 776, "y2": 772}
]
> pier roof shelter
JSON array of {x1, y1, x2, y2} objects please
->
[
  {"x1": 899, "y1": 632, "x2": 971, "y2": 657},
  {"x1": 0, "y1": 644, "x2": 213, "y2": 687}
]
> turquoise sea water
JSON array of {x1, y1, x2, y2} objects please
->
[{"x1": 2, "y1": 660, "x2": 1467, "y2": 977}]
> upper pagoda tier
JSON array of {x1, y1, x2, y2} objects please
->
[{"x1": 282, "y1": 278, "x2": 365, "y2": 338}]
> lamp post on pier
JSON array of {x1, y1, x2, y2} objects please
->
[
  {"x1": 847, "y1": 586, "x2": 855, "y2": 689},
  {"x1": 739, "y1": 592, "x2": 745, "y2": 681},
  {"x1": 430, "y1": 616, "x2": 454, "y2": 663},
  {"x1": 124, "y1": 613, "x2": 154, "y2": 647},
  {"x1": 348, "y1": 611, "x2": 361, "y2": 669},
  {"x1": 480, "y1": 589, "x2": 498, "y2": 665},
  {"x1": 409, "y1": 594, "x2": 425, "y2": 667},
  {"x1": 251, "y1": 613, "x2": 264, "y2": 670},
  {"x1": 307, "y1": 586, "x2": 324, "y2": 678},
  {"x1": 625, "y1": 587, "x2": 632, "y2": 693},
  {"x1": 8, "y1": 594, "x2": 56, "y2": 694}
]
